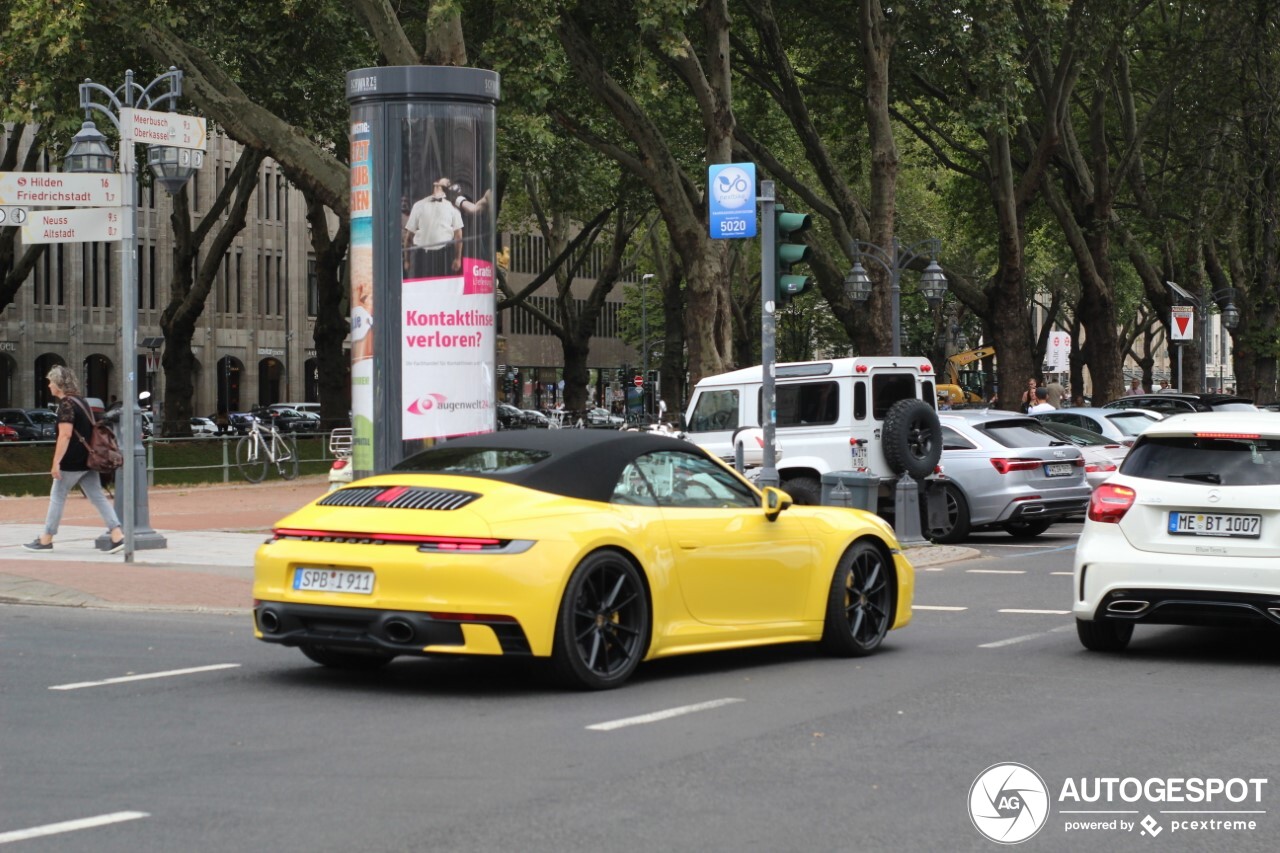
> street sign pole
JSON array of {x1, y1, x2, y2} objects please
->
[{"x1": 758, "y1": 180, "x2": 779, "y2": 490}]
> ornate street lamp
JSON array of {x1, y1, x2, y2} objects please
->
[
  {"x1": 66, "y1": 67, "x2": 200, "y2": 560},
  {"x1": 850, "y1": 238, "x2": 947, "y2": 355}
]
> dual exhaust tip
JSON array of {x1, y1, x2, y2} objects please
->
[{"x1": 256, "y1": 608, "x2": 416, "y2": 644}]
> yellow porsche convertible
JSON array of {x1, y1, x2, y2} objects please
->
[{"x1": 253, "y1": 430, "x2": 914, "y2": 689}]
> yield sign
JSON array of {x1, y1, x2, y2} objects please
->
[{"x1": 1170, "y1": 306, "x2": 1195, "y2": 341}]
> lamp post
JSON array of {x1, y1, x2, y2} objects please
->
[
  {"x1": 1165, "y1": 281, "x2": 1238, "y2": 392},
  {"x1": 641, "y1": 273, "x2": 653, "y2": 415},
  {"x1": 844, "y1": 238, "x2": 948, "y2": 356},
  {"x1": 66, "y1": 68, "x2": 199, "y2": 560}
]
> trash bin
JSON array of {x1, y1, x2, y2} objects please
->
[{"x1": 820, "y1": 470, "x2": 879, "y2": 512}]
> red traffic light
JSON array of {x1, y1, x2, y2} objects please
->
[{"x1": 634, "y1": 375, "x2": 644, "y2": 387}]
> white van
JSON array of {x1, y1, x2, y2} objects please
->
[{"x1": 682, "y1": 357, "x2": 941, "y2": 505}]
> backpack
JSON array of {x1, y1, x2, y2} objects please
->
[{"x1": 70, "y1": 397, "x2": 124, "y2": 473}]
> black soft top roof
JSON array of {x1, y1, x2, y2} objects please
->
[{"x1": 393, "y1": 429, "x2": 711, "y2": 503}]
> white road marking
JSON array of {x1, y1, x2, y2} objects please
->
[
  {"x1": 980, "y1": 632, "x2": 1049, "y2": 648},
  {"x1": 998, "y1": 609, "x2": 1071, "y2": 615},
  {"x1": 965, "y1": 569, "x2": 1025, "y2": 574},
  {"x1": 912, "y1": 605, "x2": 968, "y2": 611},
  {"x1": 980, "y1": 623, "x2": 1074, "y2": 648},
  {"x1": 49, "y1": 663, "x2": 240, "y2": 691},
  {"x1": 1051, "y1": 571, "x2": 1074, "y2": 576},
  {"x1": 587, "y1": 698, "x2": 744, "y2": 731},
  {"x1": 0, "y1": 812, "x2": 148, "y2": 844}
]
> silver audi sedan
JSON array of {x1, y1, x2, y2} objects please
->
[{"x1": 927, "y1": 411, "x2": 1093, "y2": 543}]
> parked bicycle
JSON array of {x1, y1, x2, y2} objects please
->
[{"x1": 236, "y1": 416, "x2": 299, "y2": 483}]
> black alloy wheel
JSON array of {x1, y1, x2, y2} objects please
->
[
  {"x1": 821, "y1": 540, "x2": 893, "y2": 656},
  {"x1": 552, "y1": 551, "x2": 650, "y2": 689}
]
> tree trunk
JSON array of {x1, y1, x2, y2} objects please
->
[
  {"x1": 861, "y1": 0, "x2": 897, "y2": 356},
  {"x1": 160, "y1": 147, "x2": 265, "y2": 435},
  {"x1": 303, "y1": 195, "x2": 351, "y2": 429}
]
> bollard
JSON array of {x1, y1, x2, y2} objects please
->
[{"x1": 892, "y1": 473, "x2": 930, "y2": 546}]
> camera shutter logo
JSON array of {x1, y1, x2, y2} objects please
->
[{"x1": 968, "y1": 762, "x2": 1050, "y2": 844}]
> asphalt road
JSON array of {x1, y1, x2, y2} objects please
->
[{"x1": 3, "y1": 525, "x2": 1278, "y2": 852}]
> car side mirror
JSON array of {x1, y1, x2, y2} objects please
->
[{"x1": 762, "y1": 486, "x2": 792, "y2": 522}]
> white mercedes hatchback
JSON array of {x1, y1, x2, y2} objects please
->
[{"x1": 1073, "y1": 413, "x2": 1280, "y2": 651}]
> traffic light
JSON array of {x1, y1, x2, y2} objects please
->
[
  {"x1": 774, "y1": 204, "x2": 812, "y2": 301},
  {"x1": 646, "y1": 369, "x2": 659, "y2": 388}
]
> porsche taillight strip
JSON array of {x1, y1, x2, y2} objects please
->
[
  {"x1": 270, "y1": 527, "x2": 533, "y2": 553},
  {"x1": 318, "y1": 486, "x2": 479, "y2": 510}
]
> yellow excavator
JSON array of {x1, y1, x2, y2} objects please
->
[{"x1": 937, "y1": 346, "x2": 995, "y2": 405}]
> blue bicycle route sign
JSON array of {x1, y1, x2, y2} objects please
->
[{"x1": 707, "y1": 163, "x2": 756, "y2": 239}]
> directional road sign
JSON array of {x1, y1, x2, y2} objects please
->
[
  {"x1": 122, "y1": 108, "x2": 208, "y2": 150},
  {"x1": 0, "y1": 172, "x2": 122, "y2": 208},
  {"x1": 21, "y1": 208, "x2": 125, "y2": 244},
  {"x1": 0, "y1": 206, "x2": 28, "y2": 226}
]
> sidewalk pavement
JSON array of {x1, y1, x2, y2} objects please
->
[{"x1": 0, "y1": 476, "x2": 978, "y2": 613}]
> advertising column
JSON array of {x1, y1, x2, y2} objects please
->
[{"x1": 346, "y1": 67, "x2": 500, "y2": 476}]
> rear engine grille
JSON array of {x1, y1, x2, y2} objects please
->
[{"x1": 319, "y1": 486, "x2": 479, "y2": 510}]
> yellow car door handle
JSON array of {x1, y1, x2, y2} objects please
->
[{"x1": 678, "y1": 540, "x2": 700, "y2": 550}]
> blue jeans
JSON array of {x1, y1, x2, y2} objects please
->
[{"x1": 43, "y1": 470, "x2": 121, "y2": 537}]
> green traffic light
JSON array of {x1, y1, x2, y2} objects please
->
[
  {"x1": 776, "y1": 210, "x2": 811, "y2": 235},
  {"x1": 774, "y1": 204, "x2": 814, "y2": 301}
]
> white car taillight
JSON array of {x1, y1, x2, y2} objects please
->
[
  {"x1": 1088, "y1": 483, "x2": 1136, "y2": 523},
  {"x1": 1085, "y1": 462, "x2": 1117, "y2": 474}
]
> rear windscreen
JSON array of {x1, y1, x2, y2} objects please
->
[
  {"x1": 1106, "y1": 413, "x2": 1157, "y2": 436},
  {"x1": 982, "y1": 420, "x2": 1072, "y2": 448},
  {"x1": 1122, "y1": 436, "x2": 1280, "y2": 486}
]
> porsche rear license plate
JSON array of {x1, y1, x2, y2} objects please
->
[
  {"x1": 1168, "y1": 512, "x2": 1261, "y2": 538},
  {"x1": 293, "y1": 568, "x2": 375, "y2": 594},
  {"x1": 1044, "y1": 462, "x2": 1074, "y2": 477}
]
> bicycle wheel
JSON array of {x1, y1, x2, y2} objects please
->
[
  {"x1": 275, "y1": 435, "x2": 299, "y2": 480},
  {"x1": 236, "y1": 435, "x2": 268, "y2": 483}
]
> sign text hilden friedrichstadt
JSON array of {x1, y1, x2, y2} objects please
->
[{"x1": 0, "y1": 173, "x2": 122, "y2": 207}]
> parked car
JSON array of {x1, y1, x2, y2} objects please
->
[
  {"x1": 263, "y1": 406, "x2": 320, "y2": 434},
  {"x1": 1073, "y1": 412, "x2": 1280, "y2": 652},
  {"x1": 1100, "y1": 392, "x2": 1257, "y2": 417},
  {"x1": 497, "y1": 403, "x2": 526, "y2": 430},
  {"x1": 1034, "y1": 420, "x2": 1127, "y2": 489},
  {"x1": 929, "y1": 410, "x2": 1092, "y2": 543},
  {"x1": 0, "y1": 423, "x2": 18, "y2": 442},
  {"x1": 520, "y1": 409, "x2": 551, "y2": 428},
  {"x1": 585, "y1": 407, "x2": 625, "y2": 428},
  {"x1": 1033, "y1": 406, "x2": 1160, "y2": 447},
  {"x1": 253, "y1": 429, "x2": 915, "y2": 688},
  {"x1": 190, "y1": 417, "x2": 219, "y2": 435},
  {"x1": 228, "y1": 412, "x2": 257, "y2": 435},
  {"x1": 0, "y1": 408, "x2": 57, "y2": 441}
]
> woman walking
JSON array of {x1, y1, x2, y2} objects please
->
[{"x1": 23, "y1": 366, "x2": 124, "y2": 553}]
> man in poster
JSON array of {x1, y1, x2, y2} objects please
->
[{"x1": 403, "y1": 176, "x2": 464, "y2": 278}]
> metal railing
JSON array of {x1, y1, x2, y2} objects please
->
[{"x1": 0, "y1": 429, "x2": 346, "y2": 489}]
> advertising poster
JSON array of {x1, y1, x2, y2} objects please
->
[
  {"x1": 349, "y1": 115, "x2": 375, "y2": 471},
  {"x1": 399, "y1": 105, "x2": 496, "y2": 440}
]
